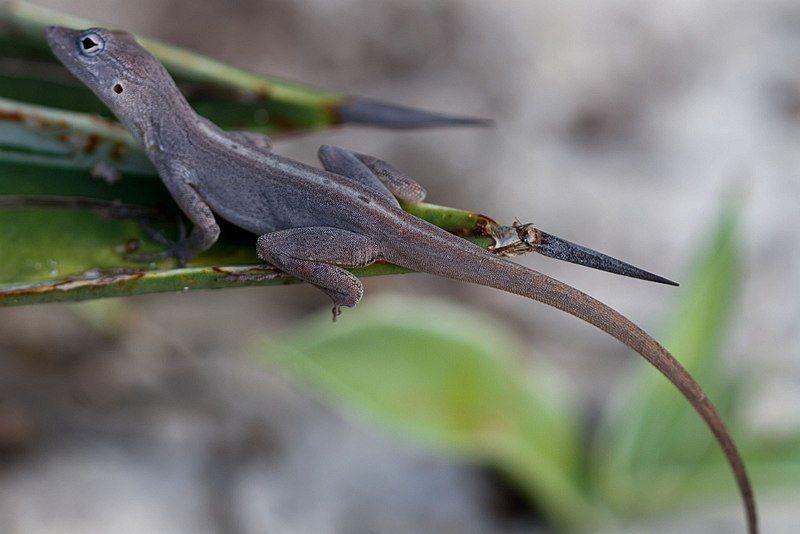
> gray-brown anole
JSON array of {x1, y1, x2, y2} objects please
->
[{"x1": 46, "y1": 26, "x2": 757, "y2": 532}]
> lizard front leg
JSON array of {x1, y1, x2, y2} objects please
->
[
  {"x1": 129, "y1": 174, "x2": 220, "y2": 266},
  {"x1": 256, "y1": 227, "x2": 382, "y2": 319}
]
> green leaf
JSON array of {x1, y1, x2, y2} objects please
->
[
  {"x1": 0, "y1": 97, "x2": 498, "y2": 305},
  {"x1": 0, "y1": 0, "x2": 494, "y2": 305},
  {"x1": 259, "y1": 295, "x2": 597, "y2": 528},
  {"x1": 0, "y1": 96, "x2": 151, "y2": 175},
  {"x1": 593, "y1": 202, "x2": 745, "y2": 516},
  {"x1": 0, "y1": 195, "x2": 495, "y2": 305},
  {"x1": 0, "y1": 1, "x2": 486, "y2": 133},
  {"x1": 0, "y1": 1, "x2": 338, "y2": 132}
]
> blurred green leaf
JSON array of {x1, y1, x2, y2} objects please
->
[
  {"x1": 665, "y1": 431, "x2": 800, "y2": 504},
  {"x1": 593, "y1": 202, "x2": 744, "y2": 516},
  {"x1": 255, "y1": 202, "x2": 800, "y2": 530},
  {"x1": 259, "y1": 296, "x2": 597, "y2": 528}
]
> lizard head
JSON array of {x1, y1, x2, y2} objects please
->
[{"x1": 45, "y1": 26, "x2": 173, "y2": 132}]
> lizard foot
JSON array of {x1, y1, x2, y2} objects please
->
[
  {"x1": 256, "y1": 227, "x2": 380, "y2": 322},
  {"x1": 125, "y1": 217, "x2": 194, "y2": 267}
]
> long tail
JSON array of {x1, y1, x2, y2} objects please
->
[{"x1": 385, "y1": 221, "x2": 757, "y2": 534}]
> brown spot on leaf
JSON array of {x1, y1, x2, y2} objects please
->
[
  {"x1": 110, "y1": 142, "x2": 128, "y2": 161},
  {"x1": 0, "y1": 109, "x2": 60, "y2": 130},
  {"x1": 0, "y1": 270, "x2": 147, "y2": 301},
  {"x1": 254, "y1": 87, "x2": 273, "y2": 101},
  {"x1": 325, "y1": 100, "x2": 344, "y2": 125},
  {"x1": 452, "y1": 213, "x2": 497, "y2": 238},
  {"x1": 83, "y1": 134, "x2": 101, "y2": 154},
  {"x1": 0, "y1": 109, "x2": 25, "y2": 122}
]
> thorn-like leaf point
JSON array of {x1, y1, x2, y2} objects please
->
[
  {"x1": 338, "y1": 98, "x2": 492, "y2": 129},
  {"x1": 535, "y1": 230, "x2": 679, "y2": 286}
]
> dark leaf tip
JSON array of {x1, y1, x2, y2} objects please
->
[
  {"x1": 536, "y1": 231, "x2": 679, "y2": 286},
  {"x1": 338, "y1": 98, "x2": 492, "y2": 129}
]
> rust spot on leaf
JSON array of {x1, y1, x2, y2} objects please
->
[
  {"x1": 470, "y1": 215, "x2": 495, "y2": 237},
  {"x1": 324, "y1": 101, "x2": 344, "y2": 125},
  {"x1": 0, "y1": 109, "x2": 65, "y2": 131},
  {"x1": 110, "y1": 142, "x2": 128, "y2": 161},
  {"x1": 87, "y1": 113, "x2": 124, "y2": 129},
  {"x1": 0, "y1": 269, "x2": 147, "y2": 301},
  {"x1": 253, "y1": 87, "x2": 273, "y2": 101},
  {"x1": 0, "y1": 110, "x2": 25, "y2": 122},
  {"x1": 0, "y1": 109, "x2": 131, "y2": 159},
  {"x1": 451, "y1": 213, "x2": 498, "y2": 238},
  {"x1": 83, "y1": 134, "x2": 101, "y2": 154}
]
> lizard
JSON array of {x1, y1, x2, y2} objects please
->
[{"x1": 45, "y1": 26, "x2": 757, "y2": 533}]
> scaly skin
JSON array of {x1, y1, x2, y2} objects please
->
[{"x1": 46, "y1": 26, "x2": 757, "y2": 532}]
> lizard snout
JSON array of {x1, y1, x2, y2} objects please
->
[{"x1": 44, "y1": 25, "x2": 75, "y2": 49}]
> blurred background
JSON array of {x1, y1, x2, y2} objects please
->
[{"x1": 1, "y1": 0, "x2": 799, "y2": 532}]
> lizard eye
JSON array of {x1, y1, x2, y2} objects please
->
[{"x1": 78, "y1": 32, "x2": 105, "y2": 56}]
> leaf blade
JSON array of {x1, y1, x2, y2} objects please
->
[{"x1": 0, "y1": 1, "x2": 488, "y2": 133}]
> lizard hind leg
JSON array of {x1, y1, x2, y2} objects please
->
[{"x1": 256, "y1": 227, "x2": 383, "y2": 319}]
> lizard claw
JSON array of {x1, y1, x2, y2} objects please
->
[
  {"x1": 124, "y1": 242, "x2": 193, "y2": 267},
  {"x1": 125, "y1": 217, "x2": 193, "y2": 267}
]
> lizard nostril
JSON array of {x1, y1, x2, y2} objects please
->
[{"x1": 113, "y1": 84, "x2": 123, "y2": 94}]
